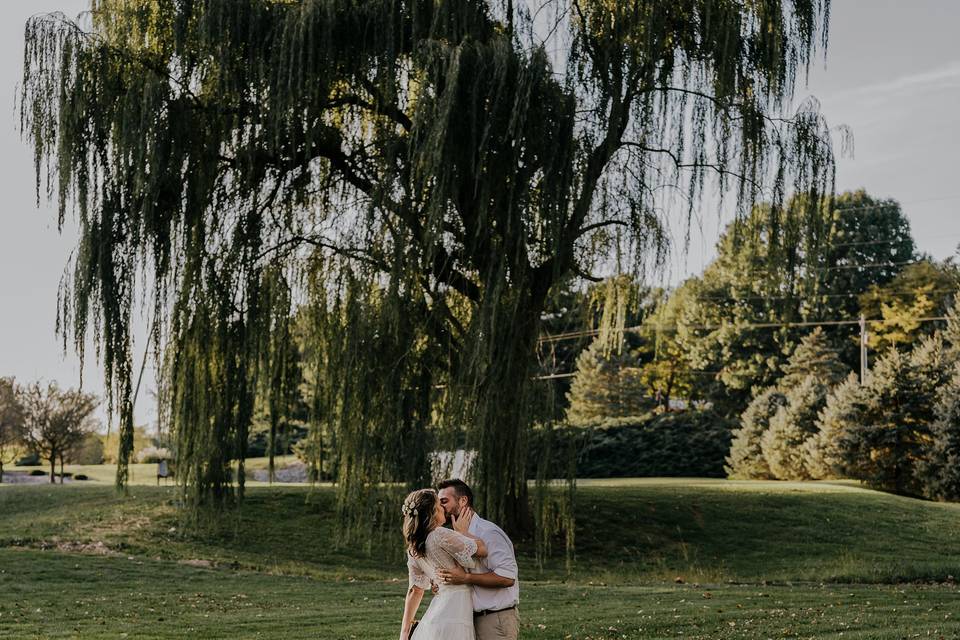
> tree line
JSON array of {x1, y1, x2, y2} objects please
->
[
  {"x1": 566, "y1": 191, "x2": 956, "y2": 418},
  {"x1": 555, "y1": 190, "x2": 960, "y2": 494},
  {"x1": 727, "y1": 318, "x2": 960, "y2": 501}
]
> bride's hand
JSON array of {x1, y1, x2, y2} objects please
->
[{"x1": 450, "y1": 507, "x2": 474, "y2": 534}]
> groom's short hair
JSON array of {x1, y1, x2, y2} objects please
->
[{"x1": 437, "y1": 478, "x2": 473, "y2": 506}]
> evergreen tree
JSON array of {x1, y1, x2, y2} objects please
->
[
  {"x1": 941, "y1": 294, "x2": 960, "y2": 358},
  {"x1": 780, "y1": 328, "x2": 848, "y2": 389},
  {"x1": 761, "y1": 376, "x2": 826, "y2": 480},
  {"x1": 636, "y1": 284, "x2": 696, "y2": 412},
  {"x1": 566, "y1": 339, "x2": 649, "y2": 426},
  {"x1": 803, "y1": 372, "x2": 862, "y2": 479},
  {"x1": 725, "y1": 387, "x2": 785, "y2": 480},
  {"x1": 917, "y1": 364, "x2": 960, "y2": 501},
  {"x1": 831, "y1": 335, "x2": 951, "y2": 496},
  {"x1": 726, "y1": 328, "x2": 848, "y2": 479}
]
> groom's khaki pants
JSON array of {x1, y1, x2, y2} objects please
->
[{"x1": 474, "y1": 608, "x2": 519, "y2": 640}]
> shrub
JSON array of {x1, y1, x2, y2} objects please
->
[
  {"x1": 73, "y1": 474, "x2": 89, "y2": 481},
  {"x1": 28, "y1": 469, "x2": 46, "y2": 476},
  {"x1": 69, "y1": 433, "x2": 104, "y2": 465},
  {"x1": 16, "y1": 452, "x2": 40, "y2": 466},
  {"x1": 529, "y1": 410, "x2": 735, "y2": 479}
]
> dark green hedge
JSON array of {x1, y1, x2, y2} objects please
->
[{"x1": 529, "y1": 410, "x2": 735, "y2": 479}]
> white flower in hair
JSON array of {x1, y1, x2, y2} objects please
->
[{"x1": 401, "y1": 502, "x2": 419, "y2": 517}]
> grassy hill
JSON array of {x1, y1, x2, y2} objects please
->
[{"x1": 3, "y1": 477, "x2": 960, "y2": 638}]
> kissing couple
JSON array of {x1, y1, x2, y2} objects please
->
[{"x1": 399, "y1": 479, "x2": 520, "y2": 640}]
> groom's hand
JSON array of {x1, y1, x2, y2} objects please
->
[{"x1": 436, "y1": 566, "x2": 469, "y2": 586}]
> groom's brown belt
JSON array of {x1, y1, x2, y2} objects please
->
[{"x1": 474, "y1": 605, "x2": 517, "y2": 618}]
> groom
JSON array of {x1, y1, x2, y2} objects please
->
[{"x1": 436, "y1": 479, "x2": 520, "y2": 640}]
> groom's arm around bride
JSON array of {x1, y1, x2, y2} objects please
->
[{"x1": 437, "y1": 479, "x2": 520, "y2": 640}]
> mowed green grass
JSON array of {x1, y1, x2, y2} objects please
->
[
  {"x1": 3, "y1": 478, "x2": 960, "y2": 638},
  {"x1": 5, "y1": 548, "x2": 960, "y2": 639}
]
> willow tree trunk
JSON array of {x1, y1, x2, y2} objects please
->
[{"x1": 470, "y1": 282, "x2": 550, "y2": 537}]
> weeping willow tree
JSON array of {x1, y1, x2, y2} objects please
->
[{"x1": 21, "y1": 0, "x2": 842, "y2": 534}]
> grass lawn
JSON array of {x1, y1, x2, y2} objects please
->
[{"x1": 3, "y1": 476, "x2": 960, "y2": 638}]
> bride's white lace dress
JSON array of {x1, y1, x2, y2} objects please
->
[{"x1": 407, "y1": 526, "x2": 478, "y2": 640}]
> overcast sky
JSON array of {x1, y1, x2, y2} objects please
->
[{"x1": 2, "y1": 0, "x2": 959, "y2": 429}]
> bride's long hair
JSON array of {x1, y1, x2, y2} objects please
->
[{"x1": 402, "y1": 488, "x2": 438, "y2": 558}]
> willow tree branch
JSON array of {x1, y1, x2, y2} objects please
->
[
  {"x1": 571, "y1": 261, "x2": 603, "y2": 282},
  {"x1": 621, "y1": 142, "x2": 765, "y2": 192},
  {"x1": 253, "y1": 125, "x2": 483, "y2": 303},
  {"x1": 579, "y1": 219, "x2": 629, "y2": 235},
  {"x1": 355, "y1": 78, "x2": 413, "y2": 131}
]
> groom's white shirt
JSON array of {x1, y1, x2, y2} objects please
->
[{"x1": 467, "y1": 514, "x2": 520, "y2": 612}]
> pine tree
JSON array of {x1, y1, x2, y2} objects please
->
[
  {"x1": 780, "y1": 328, "x2": 848, "y2": 389},
  {"x1": 942, "y1": 295, "x2": 960, "y2": 359},
  {"x1": 725, "y1": 387, "x2": 786, "y2": 479},
  {"x1": 566, "y1": 339, "x2": 649, "y2": 426},
  {"x1": 831, "y1": 335, "x2": 950, "y2": 496},
  {"x1": 761, "y1": 376, "x2": 827, "y2": 480},
  {"x1": 726, "y1": 328, "x2": 848, "y2": 479},
  {"x1": 804, "y1": 372, "x2": 863, "y2": 479},
  {"x1": 917, "y1": 363, "x2": 960, "y2": 500}
]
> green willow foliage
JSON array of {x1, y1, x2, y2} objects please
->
[{"x1": 21, "y1": 0, "x2": 839, "y2": 535}]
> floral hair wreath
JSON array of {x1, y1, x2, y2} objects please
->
[{"x1": 401, "y1": 502, "x2": 419, "y2": 518}]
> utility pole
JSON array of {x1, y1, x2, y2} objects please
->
[{"x1": 859, "y1": 314, "x2": 869, "y2": 384}]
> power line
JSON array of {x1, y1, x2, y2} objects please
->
[
  {"x1": 819, "y1": 195, "x2": 960, "y2": 214},
  {"x1": 693, "y1": 287, "x2": 960, "y2": 303},
  {"x1": 736, "y1": 259, "x2": 921, "y2": 276},
  {"x1": 748, "y1": 195, "x2": 960, "y2": 217},
  {"x1": 671, "y1": 257, "x2": 955, "y2": 283},
  {"x1": 539, "y1": 315, "x2": 952, "y2": 344},
  {"x1": 534, "y1": 369, "x2": 722, "y2": 381},
  {"x1": 825, "y1": 235, "x2": 958, "y2": 249}
]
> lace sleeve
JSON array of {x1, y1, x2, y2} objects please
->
[
  {"x1": 407, "y1": 553, "x2": 431, "y2": 590},
  {"x1": 437, "y1": 528, "x2": 478, "y2": 569}
]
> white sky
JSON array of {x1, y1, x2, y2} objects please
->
[{"x1": 1, "y1": 0, "x2": 959, "y2": 429}]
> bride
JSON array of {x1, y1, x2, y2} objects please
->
[{"x1": 399, "y1": 488, "x2": 487, "y2": 640}]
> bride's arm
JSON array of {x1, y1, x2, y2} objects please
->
[
  {"x1": 399, "y1": 584, "x2": 424, "y2": 640},
  {"x1": 457, "y1": 531, "x2": 487, "y2": 558}
]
